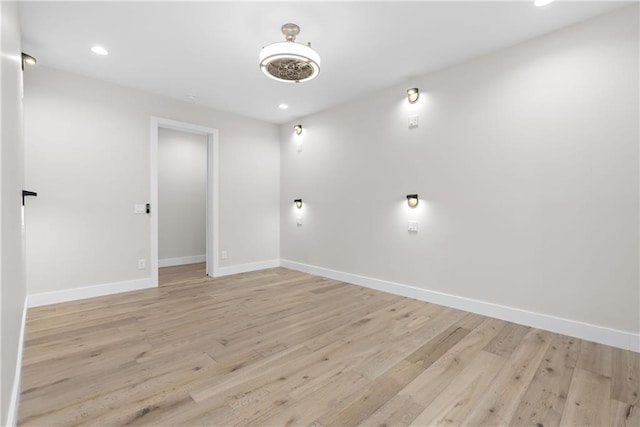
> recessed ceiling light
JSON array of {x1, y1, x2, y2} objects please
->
[
  {"x1": 534, "y1": 0, "x2": 555, "y2": 7},
  {"x1": 91, "y1": 46, "x2": 109, "y2": 56},
  {"x1": 279, "y1": 103, "x2": 289, "y2": 110}
]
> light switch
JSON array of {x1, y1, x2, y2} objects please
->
[
  {"x1": 408, "y1": 220, "x2": 418, "y2": 232},
  {"x1": 134, "y1": 204, "x2": 146, "y2": 214},
  {"x1": 297, "y1": 216, "x2": 303, "y2": 226},
  {"x1": 408, "y1": 115, "x2": 419, "y2": 129},
  {"x1": 297, "y1": 142, "x2": 303, "y2": 152}
]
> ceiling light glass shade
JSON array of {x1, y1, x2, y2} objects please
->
[
  {"x1": 259, "y1": 42, "x2": 321, "y2": 83},
  {"x1": 294, "y1": 124, "x2": 303, "y2": 135}
]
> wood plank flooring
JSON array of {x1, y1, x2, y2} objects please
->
[{"x1": 18, "y1": 263, "x2": 639, "y2": 426}]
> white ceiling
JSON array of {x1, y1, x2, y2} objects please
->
[{"x1": 19, "y1": 1, "x2": 631, "y2": 124}]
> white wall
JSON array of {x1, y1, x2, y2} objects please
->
[
  {"x1": 158, "y1": 128, "x2": 206, "y2": 263},
  {"x1": 24, "y1": 66, "x2": 280, "y2": 295},
  {"x1": 281, "y1": 7, "x2": 639, "y2": 340},
  {"x1": 1, "y1": 2, "x2": 27, "y2": 425}
]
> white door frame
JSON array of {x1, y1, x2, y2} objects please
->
[{"x1": 150, "y1": 116, "x2": 219, "y2": 285}]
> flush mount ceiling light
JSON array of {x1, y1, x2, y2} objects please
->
[
  {"x1": 91, "y1": 45, "x2": 109, "y2": 56},
  {"x1": 279, "y1": 103, "x2": 289, "y2": 110},
  {"x1": 259, "y1": 23, "x2": 321, "y2": 83}
]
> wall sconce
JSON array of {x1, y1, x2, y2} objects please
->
[
  {"x1": 22, "y1": 190, "x2": 38, "y2": 206},
  {"x1": 294, "y1": 199, "x2": 303, "y2": 209},
  {"x1": 21, "y1": 53, "x2": 37, "y2": 70},
  {"x1": 406, "y1": 194, "x2": 418, "y2": 208},
  {"x1": 407, "y1": 88, "x2": 419, "y2": 103},
  {"x1": 294, "y1": 124, "x2": 303, "y2": 135}
]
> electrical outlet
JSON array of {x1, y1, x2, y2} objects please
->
[
  {"x1": 137, "y1": 259, "x2": 146, "y2": 269},
  {"x1": 221, "y1": 250, "x2": 228, "y2": 260}
]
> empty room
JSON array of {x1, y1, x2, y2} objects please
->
[{"x1": 1, "y1": 1, "x2": 639, "y2": 426}]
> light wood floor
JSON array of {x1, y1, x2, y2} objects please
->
[{"x1": 18, "y1": 263, "x2": 639, "y2": 426}]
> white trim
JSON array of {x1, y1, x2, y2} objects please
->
[
  {"x1": 6, "y1": 296, "x2": 28, "y2": 427},
  {"x1": 27, "y1": 278, "x2": 155, "y2": 308},
  {"x1": 215, "y1": 259, "x2": 280, "y2": 277},
  {"x1": 280, "y1": 259, "x2": 640, "y2": 352},
  {"x1": 158, "y1": 255, "x2": 206, "y2": 268},
  {"x1": 150, "y1": 117, "x2": 219, "y2": 281},
  {"x1": 152, "y1": 118, "x2": 218, "y2": 136},
  {"x1": 149, "y1": 119, "x2": 159, "y2": 287},
  {"x1": 208, "y1": 132, "x2": 220, "y2": 277}
]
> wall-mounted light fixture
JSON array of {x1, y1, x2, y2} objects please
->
[
  {"x1": 22, "y1": 190, "x2": 38, "y2": 205},
  {"x1": 406, "y1": 194, "x2": 418, "y2": 208},
  {"x1": 294, "y1": 199, "x2": 303, "y2": 209},
  {"x1": 294, "y1": 124, "x2": 303, "y2": 135},
  {"x1": 21, "y1": 53, "x2": 37, "y2": 70},
  {"x1": 407, "y1": 88, "x2": 419, "y2": 104}
]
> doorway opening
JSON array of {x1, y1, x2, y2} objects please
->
[{"x1": 150, "y1": 117, "x2": 219, "y2": 285}]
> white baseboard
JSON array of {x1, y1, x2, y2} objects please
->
[
  {"x1": 214, "y1": 259, "x2": 280, "y2": 277},
  {"x1": 280, "y1": 259, "x2": 639, "y2": 352},
  {"x1": 27, "y1": 278, "x2": 156, "y2": 308},
  {"x1": 6, "y1": 296, "x2": 28, "y2": 427},
  {"x1": 159, "y1": 255, "x2": 206, "y2": 268}
]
